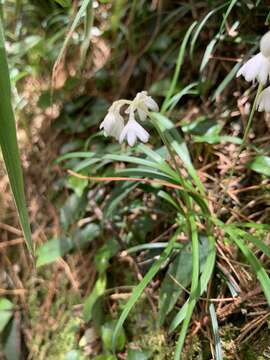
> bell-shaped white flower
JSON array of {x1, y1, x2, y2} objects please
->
[
  {"x1": 100, "y1": 104, "x2": 124, "y2": 140},
  {"x1": 100, "y1": 91, "x2": 158, "y2": 146},
  {"x1": 260, "y1": 31, "x2": 270, "y2": 58},
  {"x1": 128, "y1": 91, "x2": 159, "y2": 121},
  {"x1": 119, "y1": 115, "x2": 149, "y2": 146},
  {"x1": 256, "y1": 86, "x2": 270, "y2": 112},
  {"x1": 236, "y1": 52, "x2": 270, "y2": 85}
]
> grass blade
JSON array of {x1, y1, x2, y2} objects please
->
[
  {"x1": 161, "y1": 21, "x2": 197, "y2": 112},
  {"x1": 169, "y1": 235, "x2": 216, "y2": 332},
  {"x1": 212, "y1": 61, "x2": 241, "y2": 100},
  {"x1": 219, "y1": 0, "x2": 238, "y2": 34},
  {"x1": 103, "y1": 153, "x2": 179, "y2": 181},
  {"x1": 112, "y1": 231, "x2": 178, "y2": 352},
  {"x1": 151, "y1": 113, "x2": 206, "y2": 196},
  {"x1": 231, "y1": 236, "x2": 270, "y2": 304},
  {"x1": 0, "y1": 19, "x2": 33, "y2": 254},
  {"x1": 216, "y1": 220, "x2": 270, "y2": 305},
  {"x1": 209, "y1": 303, "x2": 223, "y2": 360},
  {"x1": 200, "y1": 37, "x2": 217, "y2": 72},
  {"x1": 190, "y1": 3, "x2": 227, "y2": 59},
  {"x1": 53, "y1": 0, "x2": 91, "y2": 77},
  {"x1": 174, "y1": 215, "x2": 199, "y2": 359},
  {"x1": 166, "y1": 82, "x2": 198, "y2": 113}
]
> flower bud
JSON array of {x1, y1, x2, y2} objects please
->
[{"x1": 260, "y1": 31, "x2": 270, "y2": 58}]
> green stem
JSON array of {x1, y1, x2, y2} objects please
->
[
  {"x1": 242, "y1": 82, "x2": 263, "y2": 147},
  {"x1": 152, "y1": 119, "x2": 189, "y2": 213}
]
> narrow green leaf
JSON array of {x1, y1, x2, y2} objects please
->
[
  {"x1": 112, "y1": 232, "x2": 178, "y2": 352},
  {"x1": 158, "y1": 190, "x2": 182, "y2": 211},
  {"x1": 125, "y1": 242, "x2": 183, "y2": 255},
  {"x1": 56, "y1": 151, "x2": 96, "y2": 163},
  {"x1": 218, "y1": 221, "x2": 270, "y2": 305},
  {"x1": 190, "y1": 3, "x2": 227, "y2": 58},
  {"x1": 151, "y1": 113, "x2": 206, "y2": 196},
  {"x1": 236, "y1": 228, "x2": 270, "y2": 259},
  {"x1": 212, "y1": 62, "x2": 241, "y2": 100},
  {"x1": 174, "y1": 215, "x2": 200, "y2": 359},
  {"x1": 158, "y1": 235, "x2": 209, "y2": 326},
  {"x1": 0, "y1": 19, "x2": 33, "y2": 253},
  {"x1": 115, "y1": 168, "x2": 175, "y2": 183},
  {"x1": 161, "y1": 21, "x2": 197, "y2": 112},
  {"x1": 200, "y1": 37, "x2": 217, "y2": 72},
  {"x1": 219, "y1": 0, "x2": 238, "y2": 34},
  {"x1": 233, "y1": 237, "x2": 270, "y2": 305},
  {"x1": 166, "y1": 82, "x2": 198, "y2": 112},
  {"x1": 53, "y1": 0, "x2": 92, "y2": 72},
  {"x1": 209, "y1": 303, "x2": 223, "y2": 360}
]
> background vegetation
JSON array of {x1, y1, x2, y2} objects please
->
[{"x1": 0, "y1": 0, "x2": 270, "y2": 359}]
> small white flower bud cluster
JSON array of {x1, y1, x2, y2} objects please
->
[
  {"x1": 237, "y1": 31, "x2": 270, "y2": 112},
  {"x1": 100, "y1": 91, "x2": 159, "y2": 146}
]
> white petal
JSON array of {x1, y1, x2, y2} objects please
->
[
  {"x1": 145, "y1": 96, "x2": 159, "y2": 111},
  {"x1": 257, "y1": 86, "x2": 270, "y2": 112},
  {"x1": 119, "y1": 119, "x2": 150, "y2": 146},
  {"x1": 237, "y1": 53, "x2": 270, "y2": 85},
  {"x1": 100, "y1": 110, "x2": 124, "y2": 140},
  {"x1": 100, "y1": 112, "x2": 115, "y2": 134},
  {"x1": 136, "y1": 125, "x2": 149, "y2": 143},
  {"x1": 260, "y1": 31, "x2": 270, "y2": 58},
  {"x1": 237, "y1": 53, "x2": 261, "y2": 81},
  {"x1": 131, "y1": 119, "x2": 149, "y2": 143},
  {"x1": 127, "y1": 129, "x2": 137, "y2": 146},
  {"x1": 119, "y1": 126, "x2": 128, "y2": 144},
  {"x1": 137, "y1": 108, "x2": 148, "y2": 121},
  {"x1": 110, "y1": 116, "x2": 124, "y2": 139}
]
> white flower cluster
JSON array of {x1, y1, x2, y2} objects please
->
[
  {"x1": 100, "y1": 91, "x2": 159, "y2": 146},
  {"x1": 237, "y1": 31, "x2": 270, "y2": 112}
]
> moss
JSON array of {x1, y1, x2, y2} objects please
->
[
  {"x1": 217, "y1": 323, "x2": 239, "y2": 359},
  {"x1": 181, "y1": 335, "x2": 200, "y2": 360},
  {"x1": 241, "y1": 327, "x2": 270, "y2": 359},
  {"x1": 26, "y1": 271, "x2": 84, "y2": 360},
  {"x1": 137, "y1": 329, "x2": 174, "y2": 360},
  {"x1": 43, "y1": 317, "x2": 85, "y2": 360},
  {"x1": 121, "y1": 298, "x2": 174, "y2": 359}
]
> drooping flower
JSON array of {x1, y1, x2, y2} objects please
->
[
  {"x1": 256, "y1": 86, "x2": 270, "y2": 112},
  {"x1": 119, "y1": 114, "x2": 150, "y2": 146},
  {"x1": 237, "y1": 31, "x2": 270, "y2": 85},
  {"x1": 130, "y1": 91, "x2": 159, "y2": 121},
  {"x1": 100, "y1": 103, "x2": 124, "y2": 140},
  {"x1": 100, "y1": 91, "x2": 158, "y2": 146}
]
